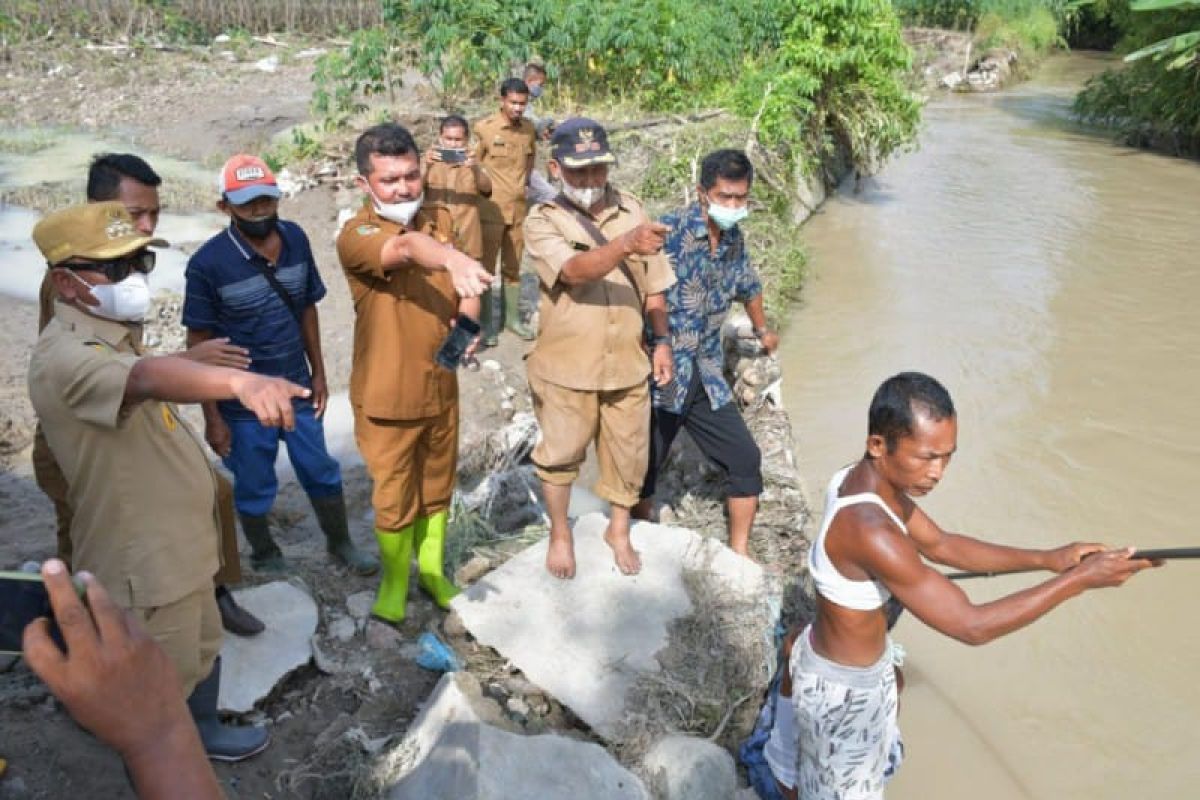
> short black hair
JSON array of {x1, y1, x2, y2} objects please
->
[
  {"x1": 868, "y1": 372, "x2": 956, "y2": 453},
  {"x1": 439, "y1": 114, "x2": 469, "y2": 134},
  {"x1": 524, "y1": 63, "x2": 546, "y2": 79},
  {"x1": 86, "y1": 153, "x2": 161, "y2": 201},
  {"x1": 699, "y1": 149, "x2": 754, "y2": 190},
  {"x1": 500, "y1": 77, "x2": 530, "y2": 98},
  {"x1": 354, "y1": 123, "x2": 419, "y2": 176}
]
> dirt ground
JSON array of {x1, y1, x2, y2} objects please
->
[{"x1": 0, "y1": 36, "x2": 547, "y2": 800}]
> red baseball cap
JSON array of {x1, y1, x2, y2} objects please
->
[{"x1": 218, "y1": 154, "x2": 281, "y2": 205}]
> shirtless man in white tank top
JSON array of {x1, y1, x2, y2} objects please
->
[{"x1": 786, "y1": 371, "x2": 1158, "y2": 800}]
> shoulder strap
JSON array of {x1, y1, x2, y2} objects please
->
[
  {"x1": 551, "y1": 194, "x2": 643, "y2": 305},
  {"x1": 253, "y1": 262, "x2": 302, "y2": 322}
]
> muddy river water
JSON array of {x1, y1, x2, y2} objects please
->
[{"x1": 779, "y1": 54, "x2": 1200, "y2": 799}]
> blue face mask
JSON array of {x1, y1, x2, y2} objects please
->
[
  {"x1": 706, "y1": 201, "x2": 749, "y2": 231},
  {"x1": 529, "y1": 84, "x2": 544, "y2": 99}
]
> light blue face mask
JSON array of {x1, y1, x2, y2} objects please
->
[
  {"x1": 529, "y1": 83, "x2": 544, "y2": 99},
  {"x1": 706, "y1": 201, "x2": 749, "y2": 231}
]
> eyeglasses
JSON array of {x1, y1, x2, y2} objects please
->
[{"x1": 61, "y1": 251, "x2": 156, "y2": 282}]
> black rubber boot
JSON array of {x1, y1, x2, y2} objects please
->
[
  {"x1": 310, "y1": 493, "x2": 379, "y2": 576},
  {"x1": 238, "y1": 513, "x2": 286, "y2": 573},
  {"x1": 186, "y1": 657, "x2": 270, "y2": 762},
  {"x1": 215, "y1": 585, "x2": 265, "y2": 637}
]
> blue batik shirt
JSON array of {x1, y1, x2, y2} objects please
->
[
  {"x1": 654, "y1": 202, "x2": 762, "y2": 414},
  {"x1": 182, "y1": 220, "x2": 326, "y2": 421}
]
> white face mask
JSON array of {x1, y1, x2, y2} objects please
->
[
  {"x1": 562, "y1": 181, "x2": 604, "y2": 210},
  {"x1": 70, "y1": 271, "x2": 152, "y2": 322},
  {"x1": 370, "y1": 187, "x2": 423, "y2": 226},
  {"x1": 706, "y1": 200, "x2": 749, "y2": 231}
]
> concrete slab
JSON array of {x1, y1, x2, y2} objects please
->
[
  {"x1": 451, "y1": 512, "x2": 764, "y2": 739},
  {"x1": 384, "y1": 673, "x2": 647, "y2": 800},
  {"x1": 218, "y1": 581, "x2": 319, "y2": 713}
]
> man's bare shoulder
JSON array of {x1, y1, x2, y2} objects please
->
[{"x1": 826, "y1": 501, "x2": 914, "y2": 571}]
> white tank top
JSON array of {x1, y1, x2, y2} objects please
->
[{"x1": 807, "y1": 465, "x2": 908, "y2": 610}]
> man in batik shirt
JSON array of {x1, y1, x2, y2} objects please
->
[{"x1": 632, "y1": 149, "x2": 778, "y2": 557}]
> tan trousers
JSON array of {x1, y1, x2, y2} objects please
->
[
  {"x1": 353, "y1": 404, "x2": 459, "y2": 532},
  {"x1": 481, "y1": 219, "x2": 525, "y2": 284},
  {"x1": 136, "y1": 585, "x2": 222, "y2": 696},
  {"x1": 528, "y1": 375, "x2": 649, "y2": 508}
]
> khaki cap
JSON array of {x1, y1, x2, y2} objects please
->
[{"x1": 33, "y1": 201, "x2": 168, "y2": 266}]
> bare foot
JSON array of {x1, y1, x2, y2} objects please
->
[
  {"x1": 604, "y1": 523, "x2": 642, "y2": 575},
  {"x1": 546, "y1": 528, "x2": 576, "y2": 579}
]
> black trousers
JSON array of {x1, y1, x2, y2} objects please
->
[{"x1": 641, "y1": 370, "x2": 763, "y2": 500}]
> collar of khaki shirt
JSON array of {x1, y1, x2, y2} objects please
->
[{"x1": 51, "y1": 300, "x2": 141, "y2": 354}]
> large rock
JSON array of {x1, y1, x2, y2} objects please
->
[
  {"x1": 218, "y1": 581, "x2": 319, "y2": 713},
  {"x1": 451, "y1": 513, "x2": 764, "y2": 740},
  {"x1": 643, "y1": 734, "x2": 737, "y2": 800},
  {"x1": 384, "y1": 673, "x2": 647, "y2": 799}
]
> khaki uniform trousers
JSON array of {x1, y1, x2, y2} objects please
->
[
  {"x1": 481, "y1": 219, "x2": 525, "y2": 285},
  {"x1": 353, "y1": 404, "x2": 458, "y2": 532},
  {"x1": 135, "y1": 585, "x2": 222, "y2": 696},
  {"x1": 529, "y1": 375, "x2": 650, "y2": 508},
  {"x1": 33, "y1": 424, "x2": 241, "y2": 586}
]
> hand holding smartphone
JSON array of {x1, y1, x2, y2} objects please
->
[{"x1": 0, "y1": 569, "x2": 82, "y2": 655}]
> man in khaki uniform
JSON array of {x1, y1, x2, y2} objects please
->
[
  {"x1": 28, "y1": 202, "x2": 308, "y2": 761},
  {"x1": 30, "y1": 152, "x2": 263, "y2": 637},
  {"x1": 424, "y1": 114, "x2": 492, "y2": 260},
  {"x1": 474, "y1": 77, "x2": 537, "y2": 342},
  {"x1": 337, "y1": 123, "x2": 491, "y2": 624},
  {"x1": 524, "y1": 118, "x2": 675, "y2": 580}
]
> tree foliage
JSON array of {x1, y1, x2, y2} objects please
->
[
  {"x1": 1074, "y1": 0, "x2": 1200, "y2": 154},
  {"x1": 732, "y1": 0, "x2": 922, "y2": 175}
]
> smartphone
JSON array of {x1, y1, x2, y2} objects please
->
[
  {"x1": 435, "y1": 314, "x2": 482, "y2": 370},
  {"x1": 437, "y1": 147, "x2": 468, "y2": 164},
  {"x1": 0, "y1": 571, "x2": 80, "y2": 655}
]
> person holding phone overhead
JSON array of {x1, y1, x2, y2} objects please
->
[
  {"x1": 28, "y1": 202, "x2": 308, "y2": 761},
  {"x1": 523, "y1": 118, "x2": 676, "y2": 580},
  {"x1": 424, "y1": 114, "x2": 492, "y2": 265}
]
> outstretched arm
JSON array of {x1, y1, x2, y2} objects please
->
[
  {"x1": 862, "y1": 517, "x2": 1155, "y2": 645},
  {"x1": 378, "y1": 232, "x2": 492, "y2": 298},
  {"x1": 124, "y1": 356, "x2": 310, "y2": 431},
  {"x1": 906, "y1": 504, "x2": 1104, "y2": 574}
]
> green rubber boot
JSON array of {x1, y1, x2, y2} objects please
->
[
  {"x1": 414, "y1": 510, "x2": 459, "y2": 609},
  {"x1": 239, "y1": 514, "x2": 286, "y2": 573},
  {"x1": 503, "y1": 282, "x2": 535, "y2": 340},
  {"x1": 371, "y1": 526, "x2": 414, "y2": 623},
  {"x1": 311, "y1": 493, "x2": 379, "y2": 576}
]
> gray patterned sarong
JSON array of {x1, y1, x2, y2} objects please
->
[{"x1": 790, "y1": 625, "x2": 904, "y2": 800}]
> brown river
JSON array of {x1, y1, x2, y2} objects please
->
[{"x1": 779, "y1": 54, "x2": 1200, "y2": 799}]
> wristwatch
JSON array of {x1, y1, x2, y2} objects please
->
[{"x1": 652, "y1": 334, "x2": 671, "y2": 347}]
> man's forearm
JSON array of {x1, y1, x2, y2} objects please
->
[
  {"x1": 645, "y1": 293, "x2": 669, "y2": 338},
  {"x1": 125, "y1": 356, "x2": 246, "y2": 408},
  {"x1": 379, "y1": 231, "x2": 458, "y2": 273},
  {"x1": 926, "y1": 531, "x2": 1054, "y2": 573},
  {"x1": 744, "y1": 294, "x2": 768, "y2": 330},
  {"x1": 300, "y1": 305, "x2": 325, "y2": 379}
]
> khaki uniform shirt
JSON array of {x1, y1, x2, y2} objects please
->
[
  {"x1": 336, "y1": 202, "x2": 459, "y2": 420},
  {"x1": 27, "y1": 303, "x2": 220, "y2": 609},
  {"x1": 524, "y1": 187, "x2": 676, "y2": 391},
  {"x1": 424, "y1": 160, "x2": 485, "y2": 259},
  {"x1": 473, "y1": 112, "x2": 536, "y2": 226}
]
